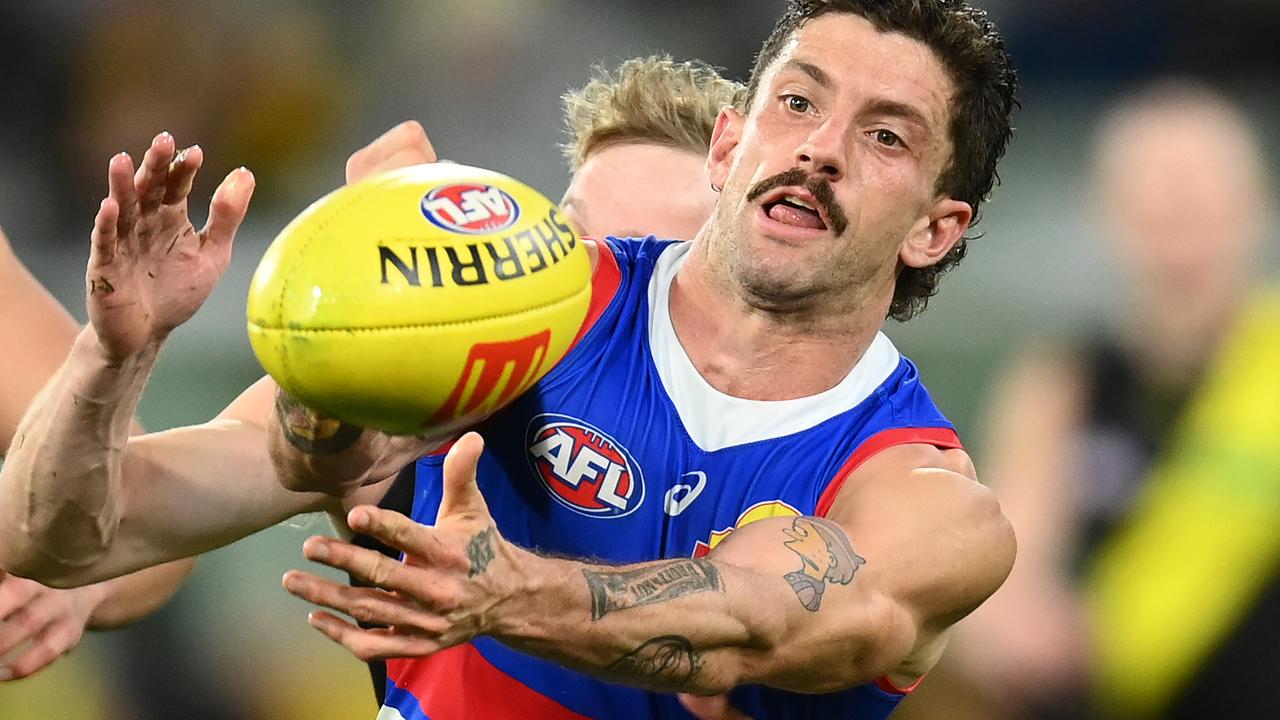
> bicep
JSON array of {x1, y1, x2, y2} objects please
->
[
  {"x1": 705, "y1": 448, "x2": 1015, "y2": 688},
  {"x1": 824, "y1": 449, "x2": 1016, "y2": 633},
  {"x1": 706, "y1": 514, "x2": 918, "y2": 690}
]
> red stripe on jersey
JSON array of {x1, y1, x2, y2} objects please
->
[
  {"x1": 387, "y1": 645, "x2": 593, "y2": 720},
  {"x1": 568, "y1": 238, "x2": 622, "y2": 351},
  {"x1": 873, "y1": 674, "x2": 924, "y2": 695},
  {"x1": 813, "y1": 427, "x2": 962, "y2": 518},
  {"x1": 427, "y1": 438, "x2": 456, "y2": 457}
]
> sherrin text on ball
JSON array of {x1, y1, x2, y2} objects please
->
[{"x1": 247, "y1": 163, "x2": 592, "y2": 435}]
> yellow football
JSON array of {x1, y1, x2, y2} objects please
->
[{"x1": 246, "y1": 163, "x2": 592, "y2": 435}]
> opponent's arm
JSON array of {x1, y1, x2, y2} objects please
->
[
  {"x1": 0, "y1": 135, "x2": 338, "y2": 587},
  {"x1": 285, "y1": 435, "x2": 1015, "y2": 696},
  {"x1": 0, "y1": 227, "x2": 84, "y2": 449},
  {"x1": 0, "y1": 224, "x2": 200, "y2": 679}
]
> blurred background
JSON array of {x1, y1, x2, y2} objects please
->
[{"x1": 1, "y1": 0, "x2": 1277, "y2": 718}]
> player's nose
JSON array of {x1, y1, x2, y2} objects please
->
[{"x1": 794, "y1": 120, "x2": 848, "y2": 183}]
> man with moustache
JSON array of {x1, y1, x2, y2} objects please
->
[{"x1": 1, "y1": 2, "x2": 1019, "y2": 718}]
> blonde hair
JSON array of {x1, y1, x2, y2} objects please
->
[{"x1": 562, "y1": 56, "x2": 746, "y2": 171}]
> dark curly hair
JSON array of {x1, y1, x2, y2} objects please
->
[{"x1": 743, "y1": 0, "x2": 1018, "y2": 321}]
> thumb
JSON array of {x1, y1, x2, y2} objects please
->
[{"x1": 436, "y1": 431, "x2": 490, "y2": 522}]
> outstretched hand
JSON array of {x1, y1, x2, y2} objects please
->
[
  {"x1": 88, "y1": 132, "x2": 254, "y2": 362},
  {"x1": 282, "y1": 432, "x2": 528, "y2": 660}
]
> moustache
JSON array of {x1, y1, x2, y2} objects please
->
[{"x1": 745, "y1": 169, "x2": 849, "y2": 236}]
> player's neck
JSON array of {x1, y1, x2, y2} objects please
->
[{"x1": 669, "y1": 245, "x2": 883, "y2": 401}]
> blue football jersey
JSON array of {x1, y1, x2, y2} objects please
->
[{"x1": 380, "y1": 238, "x2": 961, "y2": 720}]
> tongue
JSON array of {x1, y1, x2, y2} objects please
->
[{"x1": 767, "y1": 202, "x2": 826, "y2": 230}]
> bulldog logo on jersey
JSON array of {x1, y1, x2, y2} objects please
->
[
  {"x1": 527, "y1": 414, "x2": 644, "y2": 518},
  {"x1": 420, "y1": 183, "x2": 520, "y2": 234}
]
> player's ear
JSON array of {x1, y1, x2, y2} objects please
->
[
  {"x1": 900, "y1": 198, "x2": 972, "y2": 269},
  {"x1": 707, "y1": 107, "x2": 744, "y2": 192}
]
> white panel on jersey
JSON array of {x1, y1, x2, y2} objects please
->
[
  {"x1": 648, "y1": 242, "x2": 901, "y2": 452},
  {"x1": 376, "y1": 705, "x2": 409, "y2": 720}
]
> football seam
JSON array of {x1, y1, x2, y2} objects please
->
[
  {"x1": 275, "y1": 184, "x2": 377, "y2": 383},
  {"x1": 246, "y1": 281, "x2": 591, "y2": 333}
]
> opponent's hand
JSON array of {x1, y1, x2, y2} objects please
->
[
  {"x1": 345, "y1": 120, "x2": 438, "y2": 185},
  {"x1": 0, "y1": 570, "x2": 102, "y2": 681},
  {"x1": 88, "y1": 132, "x2": 254, "y2": 362},
  {"x1": 282, "y1": 432, "x2": 528, "y2": 659}
]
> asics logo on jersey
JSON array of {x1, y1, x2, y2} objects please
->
[
  {"x1": 527, "y1": 415, "x2": 644, "y2": 518},
  {"x1": 421, "y1": 183, "x2": 520, "y2": 234},
  {"x1": 664, "y1": 471, "x2": 708, "y2": 517}
]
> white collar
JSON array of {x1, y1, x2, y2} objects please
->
[{"x1": 647, "y1": 242, "x2": 901, "y2": 452}]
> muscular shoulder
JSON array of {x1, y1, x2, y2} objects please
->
[{"x1": 827, "y1": 443, "x2": 1015, "y2": 628}]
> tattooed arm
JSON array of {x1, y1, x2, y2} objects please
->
[
  {"x1": 266, "y1": 387, "x2": 443, "y2": 497},
  {"x1": 286, "y1": 438, "x2": 1016, "y2": 696}
]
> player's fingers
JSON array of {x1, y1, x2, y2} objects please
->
[
  {"x1": 307, "y1": 610, "x2": 441, "y2": 662},
  {"x1": 201, "y1": 166, "x2": 254, "y2": 265},
  {"x1": 347, "y1": 507, "x2": 447, "y2": 562},
  {"x1": 436, "y1": 432, "x2": 490, "y2": 520},
  {"x1": 350, "y1": 120, "x2": 433, "y2": 167},
  {"x1": 284, "y1": 570, "x2": 400, "y2": 621},
  {"x1": 163, "y1": 145, "x2": 204, "y2": 205},
  {"x1": 107, "y1": 151, "x2": 139, "y2": 236},
  {"x1": 345, "y1": 120, "x2": 437, "y2": 184},
  {"x1": 0, "y1": 574, "x2": 41, "y2": 620},
  {"x1": 133, "y1": 132, "x2": 177, "y2": 214},
  {"x1": 284, "y1": 570, "x2": 452, "y2": 635},
  {"x1": 301, "y1": 537, "x2": 462, "y2": 612},
  {"x1": 302, "y1": 536, "x2": 413, "y2": 589},
  {"x1": 89, "y1": 197, "x2": 120, "y2": 268},
  {"x1": 0, "y1": 595, "x2": 54, "y2": 657},
  {"x1": 2, "y1": 620, "x2": 81, "y2": 681}
]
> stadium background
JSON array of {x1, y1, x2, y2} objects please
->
[{"x1": 0, "y1": 1, "x2": 1277, "y2": 718}]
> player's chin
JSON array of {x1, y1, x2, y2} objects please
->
[{"x1": 734, "y1": 262, "x2": 828, "y2": 310}]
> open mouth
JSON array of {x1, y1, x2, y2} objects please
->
[{"x1": 762, "y1": 192, "x2": 828, "y2": 231}]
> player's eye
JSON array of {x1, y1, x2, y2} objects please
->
[
  {"x1": 784, "y1": 95, "x2": 812, "y2": 114},
  {"x1": 874, "y1": 129, "x2": 904, "y2": 148}
]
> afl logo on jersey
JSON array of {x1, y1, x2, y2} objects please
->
[
  {"x1": 526, "y1": 414, "x2": 644, "y2": 518},
  {"x1": 420, "y1": 183, "x2": 520, "y2": 234}
]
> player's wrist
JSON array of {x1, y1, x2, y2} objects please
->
[
  {"x1": 74, "y1": 324, "x2": 163, "y2": 377},
  {"x1": 72, "y1": 580, "x2": 111, "y2": 628},
  {"x1": 485, "y1": 545, "x2": 565, "y2": 643}
]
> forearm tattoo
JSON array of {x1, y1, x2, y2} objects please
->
[
  {"x1": 466, "y1": 527, "x2": 495, "y2": 577},
  {"x1": 273, "y1": 388, "x2": 362, "y2": 455},
  {"x1": 604, "y1": 635, "x2": 703, "y2": 691},
  {"x1": 583, "y1": 559, "x2": 723, "y2": 621},
  {"x1": 781, "y1": 516, "x2": 866, "y2": 612}
]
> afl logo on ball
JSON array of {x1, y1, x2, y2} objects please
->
[
  {"x1": 527, "y1": 414, "x2": 644, "y2": 518},
  {"x1": 420, "y1": 183, "x2": 521, "y2": 234}
]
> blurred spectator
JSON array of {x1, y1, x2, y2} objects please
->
[{"x1": 935, "y1": 80, "x2": 1280, "y2": 720}]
